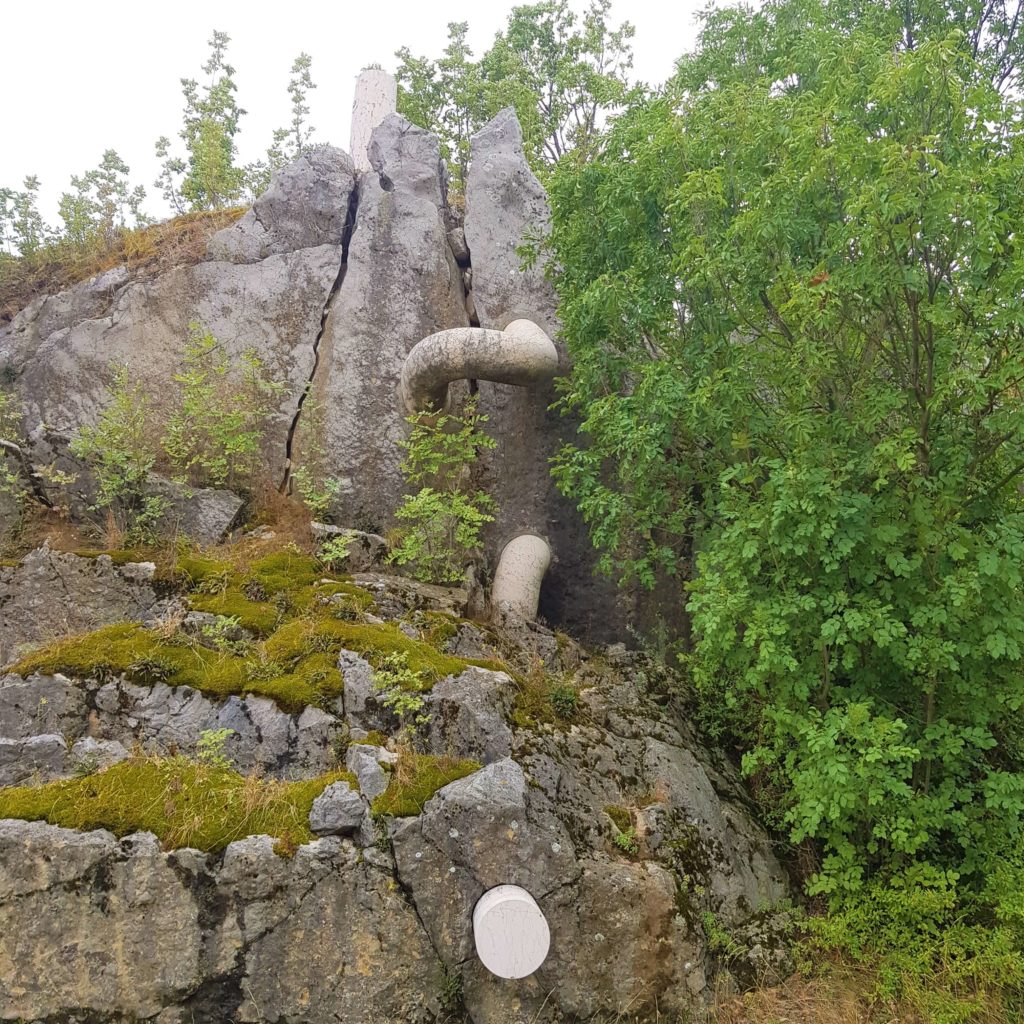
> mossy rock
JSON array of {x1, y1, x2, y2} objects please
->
[
  {"x1": 7, "y1": 622, "x2": 344, "y2": 714},
  {"x1": 371, "y1": 754, "x2": 481, "y2": 818},
  {"x1": 0, "y1": 757, "x2": 356, "y2": 854}
]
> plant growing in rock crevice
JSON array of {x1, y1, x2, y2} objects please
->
[{"x1": 390, "y1": 396, "x2": 496, "y2": 585}]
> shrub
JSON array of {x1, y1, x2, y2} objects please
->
[
  {"x1": 162, "y1": 324, "x2": 283, "y2": 491},
  {"x1": 69, "y1": 366, "x2": 168, "y2": 542},
  {"x1": 390, "y1": 397, "x2": 496, "y2": 584}
]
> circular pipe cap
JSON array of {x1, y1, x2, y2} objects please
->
[{"x1": 472, "y1": 884, "x2": 551, "y2": 979}]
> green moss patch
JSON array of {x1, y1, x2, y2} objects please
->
[
  {"x1": 371, "y1": 754, "x2": 481, "y2": 818},
  {"x1": 0, "y1": 757, "x2": 355, "y2": 853},
  {"x1": 7, "y1": 622, "x2": 343, "y2": 714}
]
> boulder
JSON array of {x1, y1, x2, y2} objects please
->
[
  {"x1": 208, "y1": 146, "x2": 357, "y2": 263},
  {"x1": 146, "y1": 474, "x2": 245, "y2": 545},
  {"x1": 300, "y1": 115, "x2": 468, "y2": 533},
  {"x1": 425, "y1": 666, "x2": 515, "y2": 763},
  {"x1": 310, "y1": 523, "x2": 388, "y2": 571},
  {"x1": 69, "y1": 736, "x2": 130, "y2": 772},
  {"x1": 309, "y1": 780, "x2": 367, "y2": 836},
  {"x1": 0, "y1": 733, "x2": 68, "y2": 785},
  {"x1": 0, "y1": 547, "x2": 167, "y2": 666},
  {"x1": 346, "y1": 742, "x2": 396, "y2": 801}
]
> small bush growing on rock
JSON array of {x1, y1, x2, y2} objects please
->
[
  {"x1": 69, "y1": 366, "x2": 169, "y2": 543},
  {"x1": 162, "y1": 324, "x2": 284, "y2": 491},
  {"x1": 390, "y1": 397, "x2": 496, "y2": 584}
]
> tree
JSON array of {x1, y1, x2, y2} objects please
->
[
  {"x1": 155, "y1": 31, "x2": 246, "y2": 211},
  {"x1": 396, "y1": 22, "x2": 488, "y2": 193},
  {"x1": 390, "y1": 398, "x2": 497, "y2": 584},
  {"x1": 482, "y1": 0, "x2": 635, "y2": 165},
  {"x1": 394, "y1": 3, "x2": 634, "y2": 190},
  {"x1": 0, "y1": 177, "x2": 49, "y2": 256},
  {"x1": 267, "y1": 52, "x2": 318, "y2": 170},
  {"x1": 57, "y1": 150, "x2": 146, "y2": 248},
  {"x1": 547, "y1": 0, "x2": 1024, "y2": 921}
]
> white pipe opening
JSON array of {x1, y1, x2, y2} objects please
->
[
  {"x1": 491, "y1": 533, "x2": 551, "y2": 621},
  {"x1": 473, "y1": 884, "x2": 551, "y2": 979}
]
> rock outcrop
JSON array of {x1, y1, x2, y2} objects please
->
[
  {"x1": 298, "y1": 114, "x2": 468, "y2": 532},
  {"x1": 0, "y1": 544, "x2": 790, "y2": 1023},
  {"x1": 0, "y1": 151, "x2": 355, "y2": 493},
  {"x1": 0, "y1": 821, "x2": 443, "y2": 1023},
  {"x1": 0, "y1": 547, "x2": 168, "y2": 665}
]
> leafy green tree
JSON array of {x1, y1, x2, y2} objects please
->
[
  {"x1": 57, "y1": 150, "x2": 147, "y2": 248},
  {"x1": 70, "y1": 366, "x2": 167, "y2": 542},
  {"x1": 390, "y1": 398, "x2": 497, "y2": 584},
  {"x1": 482, "y1": 0, "x2": 635, "y2": 165},
  {"x1": 396, "y1": 23, "x2": 489, "y2": 193},
  {"x1": 0, "y1": 177, "x2": 49, "y2": 256},
  {"x1": 395, "y1": 2, "x2": 634, "y2": 189},
  {"x1": 548, "y1": 0, "x2": 1024, "y2": 921},
  {"x1": 267, "y1": 52, "x2": 318, "y2": 170},
  {"x1": 155, "y1": 31, "x2": 246, "y2": 211}
]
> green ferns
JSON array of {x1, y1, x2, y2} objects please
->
[{"x1": 0, "y1": 757, "x2": 355, "y2": 853}]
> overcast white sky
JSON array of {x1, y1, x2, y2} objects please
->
[{"x1": 1, "y1": 0, "x2": 705, "y2": 223}]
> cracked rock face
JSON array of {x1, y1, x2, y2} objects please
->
[
  {"x1": 0, "y1": 821, "x2": 443, "y2": 1023},
  {"x1": 208, "y1": 146, "x2": 357, "y2": 263},
  {"x1": 0, "y1": 151, "x2": 355, "y2": 489},
  {"x1": 303, "y1": 114, "x2": 469, "y2": 533},
  {"x1": 0, "y1": 551, "x2": 791, "y2": 1022}
]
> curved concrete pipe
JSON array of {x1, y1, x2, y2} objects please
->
[
  {"x1": 491, "y1": 533, "x2": 552, "y2": 621},
  {"x1": 400, "y1": 319, "x2": 559, "y2": 414}
]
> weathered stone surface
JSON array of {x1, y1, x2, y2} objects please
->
[
  {"x1": 0, "y1": 453, "x2": 23, "y2": 539},
  {"x1": 146, "y1": 474, "x2": 245, "y2": 544},
  {"x1": 425, "y1": 666, "x2": 515, "y2": 763},
  {"x1": 346, "y1": 742, "x2": 396, "y2": 800},
  {"x1": 0, "y1": 733, "x2": 68, "y2": 785},
  {"x1": 464, "y1": 108, "x2": 624, "y2": 639},
  {"x1": 310, "y1": 523, "x2": 389, "y2": 571},
  {"x1": 0, "y1": 673, "x2": 344, "y2": 779},
  {"x1": 0, "y1": 245, "x2": 341, "y2": 485},
  {"x1": 309, "y1": 780, "x2": 366, "y2": 836},
  {"x1": 208, "y1": 146, "x2": 357, "y2": 263},
  {"x1": 350, "y1": 69, "x2": 398, "y2": 174},
  {"x1": 302, "y1": 114, "x2": 468, "y2": 532},
  {"x1": 0, "y1": 821, "x2": 445, "y2": 1023},
  {"x1": 351, "y1": 570, "x2": 470, "y2": 618},
  {"x1": 0, "y1": 547, "x2": 166, "y2": 666},
  {"x1": 69, "y1": 735, "x2": 130, "y2": 771},
  {"x1": 340, "y1": 648, "x2": 394, "y2": 734}
]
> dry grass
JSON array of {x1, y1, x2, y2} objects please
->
[
  {"x1": 0, "y1": 207, "x2": 245, "y2": 325},
  {"x1": 710, "y1": 968, "x2": 922, "y2": 1024}
]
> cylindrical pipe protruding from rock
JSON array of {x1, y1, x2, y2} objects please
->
[
  {"x1": 473, "y1": 884, "x2": 551, "y2": 979},
  {"x1": 350, "y1": 69, "x2": 397, "y2": 174},
  {"x1": 399, "y1": 319, "x2": 559, "y2": 414},
  {"x1": 491, "y1": 533, "x2": 552, "y2": 621}
]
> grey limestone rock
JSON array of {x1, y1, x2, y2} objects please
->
[
  {"x1": 0, "y1": 820, "x2": 445, "y2": 1023},
  {"x1": 0, "y1": 733, "x2": 68, "y2": 785},
  {"x1": 464, "y1": 108, "x2": 625, "y2": 639},
  {"x1": 208, "y1": 146, "x2": 357, "y2": 263},
  {"x1": 146, "y1": 474, "x2": 245, "y2": 545},
  {"x1": 346, "y1": 742, "x2": 396, "y2": 800},
  {"x1": 301, "y1": 115, "x2": 468, "y2": 532},
  {"x1": 0, "y1": 547, "x2": 165, "y2": 666},
  {"x1": 309, "y1": 780, "x2": 367, "y2": 836},
  {"x1": 425, "y1": 665, "x2": 515, "y2": 763}
]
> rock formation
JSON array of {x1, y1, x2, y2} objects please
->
[{"x1": 0, "y1": 549, "x2": 790, "y2": 1023}]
